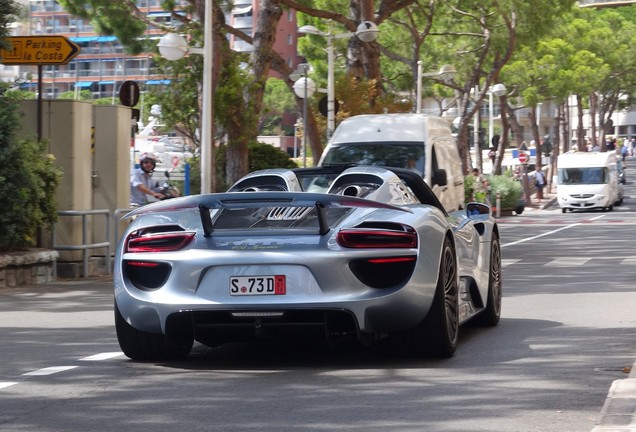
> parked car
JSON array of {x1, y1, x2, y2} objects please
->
[{"x1": 114, "y1": 166, "x2": 502, "y2": 361}]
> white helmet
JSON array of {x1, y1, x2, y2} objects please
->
[{"x1": 139, "y1": 152, "x2": 158, "y2": 173}]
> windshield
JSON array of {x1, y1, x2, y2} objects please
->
[
  {"x1": 321, "y1": 142, "x2": 425, "y2": 176},
  {"x1": 558, "y1": 167, "x2": 608, "y2": 185}
]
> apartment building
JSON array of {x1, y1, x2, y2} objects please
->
[{"x1": 13, "y1": 0, "x2": 302, "y2": 101}]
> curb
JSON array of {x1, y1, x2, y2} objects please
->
[
  {"x1": 591, "y1": 361, "x2": 636, "y2": 431},
  {"x1": 539, "y1": 196, "x2": 558, "y2": 210}
]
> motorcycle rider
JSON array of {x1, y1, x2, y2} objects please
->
[{"x1": 130, "y1": 152, "x2": 164, "y2": 207}]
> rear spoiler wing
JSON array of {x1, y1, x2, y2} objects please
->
[{"x1": 124, "y1": 192, "x2": 412, "y2": 237}]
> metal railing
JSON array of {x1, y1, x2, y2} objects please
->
[
  {"x1": 113, "y1": 208, "x2": 134, "y2": 248},
  {"x1": 52, "y1": 209, "x2": 111, "y2": 278}
]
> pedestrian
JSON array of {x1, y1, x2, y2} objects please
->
[
  {"x1": 471, "y1": 168, "x2": 490, "y2": 204},
  {"x1": 535, "y1": 168, "x2": 546, "y2": 200},
  {"x1": 130, "y1": 152, "x2": 164, "y2": 207}
]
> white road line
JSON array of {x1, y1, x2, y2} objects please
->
[
  {"x1": 0, "y1": 382, "x2": 18, "y2": 389},
  {"x1": 589, "y1": 215, "x2": 607, "y2": 221},
  {"x1": 545, "y1": 257, "x2": 591, "y2": 267},
  {"x1": 502, "y1": 259, "x2": 521, "y2": 267},
  {"x1": 501, "y1": 214, "x2": 609, "y2": 248},
  {"x1": 502, "y1": 223, "x2": 581, "y2": 248},
  {"x1": 22, "y1": 366, "x2": 78, "y2": 376},
  {"x1": 79, "y1": 352, "x2": 124, "y2": 361}
]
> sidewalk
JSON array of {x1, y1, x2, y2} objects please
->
[
  {"x1": 524, "y1": 186, "x2": 558, "y2": 211},
  {"x1": 592, "y1": 361, "x2": 636, "y2": 431},
  {"x1": 498, "y1": 186, "x2": 636, "y2": 430}
]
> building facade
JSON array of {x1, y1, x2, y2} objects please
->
[{"x1": 12, "y1": 1, "x2": 302, "y2": 103}]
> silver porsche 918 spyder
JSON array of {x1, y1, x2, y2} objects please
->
[{"x1": 114, "y1": 166, "x2": 501, "y2": 361}]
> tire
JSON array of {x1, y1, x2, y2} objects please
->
[
  {"x1": 392, "y1": 236, "x2": 459, "y2": 358},
  {"x1": 472, "y1": 232, "x2": 502, "y2": 326},
  {"x1": 561, "y1": 208, "x2": 566, "y2": 214},
  {"x1": 115, "y1": 302, "x2": 193, "y2": 361}
]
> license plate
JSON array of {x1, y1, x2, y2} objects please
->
[{"x1": 230, "y1": 275, "x2": 286, "y2": 296}]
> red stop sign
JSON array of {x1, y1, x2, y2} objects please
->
[{"x1": 519, "y1": 152, "x2": 529, "y2": 164}]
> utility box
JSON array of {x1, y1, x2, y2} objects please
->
[
  {"x1": 19, "y1": 100, "x2": 132, "y2": 270},
  {"x1": 92, "y1": 105, "x2": 132, "y2": 250},
  {"x1": 20, "y1": 100, "x2": 93, "y2": 262}
]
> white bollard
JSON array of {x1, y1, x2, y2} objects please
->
[{"x1": 496, "y1": 190, "x2": 501, "y2": 218}]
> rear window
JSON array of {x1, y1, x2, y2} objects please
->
[{"x1": 321, "y1": 142, "x2": 425, "y2": 175}]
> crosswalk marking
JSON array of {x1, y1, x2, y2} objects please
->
[
  {"x1": 2, "y1": 352, "x2": 126, "y2": 391},
  {"x1": 79, "y1": 352, "x2": 123, "y2": 361},
  {"x1": 544, "y1": 257, "x2": 591, "y2": 267},
  {"x1": 22, "y1": 366, "x2": 78, "y2": 376}
]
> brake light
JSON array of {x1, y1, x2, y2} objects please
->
[
  {"x1": 125, "y1": 231, "x2": 195, "y2": 253},
  {"x1": 125, "y1": 261, "x2": 161, "y2": 267},
  {"x1": 337, "y1": 228, "x2": 417, "y2": 248},
  {"x1": 367, "y1": 257, "x2": 416, "y2": 264}
]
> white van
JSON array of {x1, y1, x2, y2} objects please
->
[
  {"x1": 556, "y1": 151, "x2": 622, "y2": 213},
  {"x1": 318, "y1": 113, "x2": 465, "y2": 212}
]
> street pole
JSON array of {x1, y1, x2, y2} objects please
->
[
  {"x1": 298, "y1": 23, "x2": 378, "y2": 139},
  {"x1": 416, "y1": 60, "x2": 422, "y2": 113},
  {"x1": 200, "y1": 2, "x2": 213, "y2": 194},
  {"x1": 473, "y1": 85, "x2": 480, "y2": 170},
  {"x1": 303, "y1": 73, "x2": 308, "y2": 168},
  {"x1": 327, "y1": 34, "x2": 335, "y2": 140},
  {"x1": 488, "y1": 86, "x2": 494, "y2": 149},
  {"x1": 157, "y1": 25, "x2": 213, "y2": 193}
]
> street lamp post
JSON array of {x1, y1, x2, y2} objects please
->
[
  {"x1": 292, "y1": 64, "x2": 316, "y2": 167},
  {"x1": 298, "y1": 21, "x2": 379, "y2": 139},
  {"x1": 158, "y1": 3, "x2": 213, "y2": 194},
  {"x1": 488, "y1": 83, "x2": 507, "y2": 149},
  {"x1": 473, "y1": 85, "x2": 480, "y2": 170},
  {"x1": 415, "y1": 62, "x2": 457, "y2": 113}
]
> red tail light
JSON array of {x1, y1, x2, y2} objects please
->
[
  {"x1": 336, "y1": 227, "x2": 417, "y2": 249},
  {"x1": 125, "y1": 231, "x2": 195, "y2": 253}
]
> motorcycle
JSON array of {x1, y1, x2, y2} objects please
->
[{"x1": 148, "y1": 171, "x2": 180, "y2": 202}]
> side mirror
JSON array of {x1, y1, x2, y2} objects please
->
[
  {"x1": 432, "y1": 168, "x2": 448, "y2": 187},
  {"x1": 164, "y1": 170, "x2": 171, "y2": 179},
  {"x1": 466, "y1": 202, "x2": 490, "y2": 216}
]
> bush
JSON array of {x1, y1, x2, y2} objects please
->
[
  {"x1": 464, "y1": 173, "x2": 522, "y2": 210},
  {"x1": 0, "y1": 88, "x2": 62, "y2": 251},
  {"x1": 488, "y1": 175, "x2": 523, "y2": 210},
  {"x1": 188, "y1": 141, "x2": 299, "y2": 194}
]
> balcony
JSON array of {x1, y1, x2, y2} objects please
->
[{"x1": 578, "y1": 0, "x2": 636, "y2": 7}]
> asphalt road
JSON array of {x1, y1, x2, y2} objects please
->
[{"x1": 2, "y1": 161, "x2": 636, "y2": 432}]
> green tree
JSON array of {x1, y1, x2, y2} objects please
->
[
  {"x1": 0, "y1": 0, "x2": 20, "y2": 47},
  {"x1": 188, "y1": 141, "x2": 298, "y2": 193},
  {"x1": 261, "y1": 78, "x2": 297, "y2": 136},
  {"x1": 0, "y1": 86, "x2": 62, "y2": 251}
]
